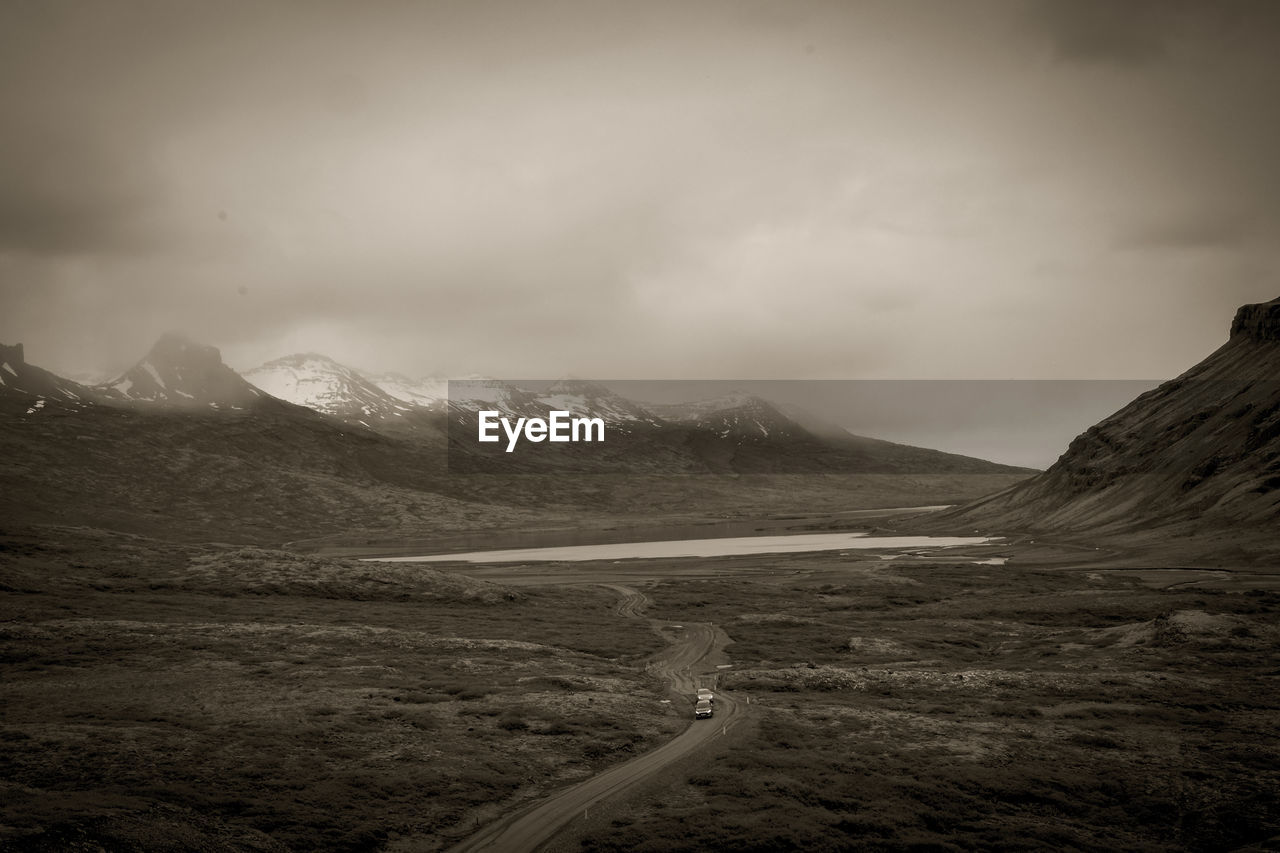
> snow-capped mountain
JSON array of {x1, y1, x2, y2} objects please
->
[
  {"x1": 243, "y1": 353, "x2": 412, "y2": 421},
  {"x1": 534, "y1": 380, "x2": 663, "y2": 427},
  {"x1": 241, "y1": 355, "x2": 549, "y2": 424},
  {"x1": 359, "y1": 371, "x2": 449, "y2": 411},
  {"x1": 100, "y1": 334, "x2": 264, "y2": 409}
]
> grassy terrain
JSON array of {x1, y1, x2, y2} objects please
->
[
  {"x1": 569, "y1": 559, "x2": 1280, "y2": 852},
  {"x1": 0, "y1": 526, "x2": 681, "y2": 852},
  {"x1": 8, "y1": 521, "x2": 1275, "y2": 851}
]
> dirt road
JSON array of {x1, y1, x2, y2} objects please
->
[{"x1": 446, "y1": 585, "x2": 744, "y2": 853}]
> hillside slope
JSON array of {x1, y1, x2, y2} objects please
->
[
  {"x1": 938, "y1": 297, "x2": 1280, "y2": 535},
  {"x1": 0, "y1": 343, "x2": 96, "y2": 404}
]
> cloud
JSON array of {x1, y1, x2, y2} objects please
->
[
  {"x1": 0, "y1": 128, "x2": 170, "y2": 256},
  {"x1": 4, "y1": 0, "x2": 1280, "y2": 384},
  {"x1": 1112, "y1": 210, "x2": 1260, "y2": 252},
  {"x1": 1028, "y1": 0, "x2": 1170, "y2": 65},
  {"x1": 1024, "y1": 0, "x2": 1280, "y2": 67}
]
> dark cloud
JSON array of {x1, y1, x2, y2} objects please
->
[
  {"x1": 2, "y1": 0, "x2": 1279, "y2": 385},
  {"x1": 1113, "y1": 210, "x2": 1260, "y2": 252},
  {"x1": 0, "y1": 128, "x2": 168, "y2": 255},
  {"x1": 1028, "y1": 0, "x2": 1169, "y2": 65},
  {"x1": 1025, "y1": 0, "x2": 1280, "y2": 66}
]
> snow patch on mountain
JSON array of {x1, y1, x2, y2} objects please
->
[{"x1": 244, "y1": 353, "x2": 412, "y2": 420}]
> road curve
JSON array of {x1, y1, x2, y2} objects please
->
[{"x1": 446, "y1": 587, "x2": 744, "y2": 853}]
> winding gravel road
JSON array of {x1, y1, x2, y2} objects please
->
[{"x1": 446, "y1": 585, "x2": 745, "y2": 853}]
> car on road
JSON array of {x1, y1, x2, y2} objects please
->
[
  {"x1": 694, "y1": 698, "x2": 713, "y2": 719},
  {"x1": 697, "y1": 688, "x2": 714, "y2": 703}
]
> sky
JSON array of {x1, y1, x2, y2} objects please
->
[{"x1": 2, "y1": 0, "x2": 1280, "y2": 383}]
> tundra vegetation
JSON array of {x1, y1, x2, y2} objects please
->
[
  {"x1": 566, "y1": 558, "x2": 1280, "y2": 852},
  {"x1": 3, "y1": 527, "x2": 1277, "y2": 851},
  {"x1": 0, "y1": 526, "x2": 679, "y2": 851}
]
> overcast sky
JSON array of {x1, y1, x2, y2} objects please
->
[{"x1": 2, "y1": 0, "x2": 1279, "y2": 382}]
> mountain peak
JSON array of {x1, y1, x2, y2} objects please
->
[
  {"x1": 2, "y1": 342, "x2": 25, "y2": 367},
  {"x1": 1229, "y1": 296, "x2": 1280, "y2": 343},
  {"x1": 243, "y1": 352, "x2": 411, "y2": 420},
  {"x1": 102, "y1": 333, "x2": 262, "y2": 409},
  {"x1": 147, "y1": 332, "x2": 224, "y2": 368}
]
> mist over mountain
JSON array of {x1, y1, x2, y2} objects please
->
[
  {"x1": 653, "y1": 393, "x2": 808, "y2": 441},
  {"x1": 99, "y1": 334, "x2": 266, "y2": 410},
  {"x1": 1, "y1": 332, "x2": 1031, "y2": 541},
  {"x1": 358, "y1": 371, "x2": 448, "y2": 411},
  {"x1": 532, "y1": 380, "x2": 664, "y2": 428}
]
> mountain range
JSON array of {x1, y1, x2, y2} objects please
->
[
  {"x1": 0, "y1": 334, "x2": 1032, "y2": 475},
  {"x1": 0, "y1": 332, "x2": 1037, "y2": 541},
  {"x1": 12, "y1": 297, "x2": 1277, "y2": 548}
]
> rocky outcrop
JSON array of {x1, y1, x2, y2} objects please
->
[
  {"x1": 1, "y1": 342, "x2": 24, "y2": 367},
  {"x1": 1230, "y1": 297, "x2": 1280, "y2": 343}
]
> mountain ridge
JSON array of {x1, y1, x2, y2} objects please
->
[{"x1": 932, "y1": 296, "x2": 1280, "y2": 536}]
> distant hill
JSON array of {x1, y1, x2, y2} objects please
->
[{"x1": 937, "y1": 297, "x2": 1280, "y2": 536}]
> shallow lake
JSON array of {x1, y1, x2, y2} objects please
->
[{"x1": 370, "y1": 532, "x2": 995, "y2": 564}]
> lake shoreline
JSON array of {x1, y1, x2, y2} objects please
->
[{"x1": 368, "y1": 530, "x2": 996, "y2": 564}]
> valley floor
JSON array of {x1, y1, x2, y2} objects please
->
[{"x1": 1, "y1": 523, "x2": 1278, "y2": 851}]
